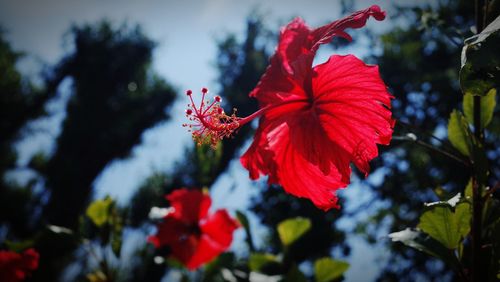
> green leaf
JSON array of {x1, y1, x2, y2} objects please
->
[
  {"x1": 448, "y1": 110, "x2": 472, "y2": 156},
  {"x1": 203, "y1": 252, "x2": 235, "y2": 282},
  {"x1": 463, "y1": 89, "x2": 497, "y2": 129},
  {"x1": 86, "y1": 196, "x2": 114, "y2": 227},
  {"x1": 418, "y1": 202, "x2": 472, "y2": 249},
  {"x1": 236, "y1": 210, "x2": 250, "y2": 230},
  {"x1": 465, "y1": 178, "x2": 473, "y2": 199},
  {"x1": 4, "y1": 239, "x2": 35, "y2": 252},
  {"x1": 277, "y1": 217, "x2": 311, "y2": 247},
  {"x1": 460, "y1": 15, "x2": 500, "y2": 95},
  {"x1": 455, "y1": 203, "x2": 472, "y2": 238},
  {"x1": 249, "y1": 253, "x2": 281, "y2": 273},
  {"x1": 284, "y1": 265, "x2": 307, "y2": 282},
  {"x1": 110, "y1": 220, "x2": 122, "y2": 257},
  {"x1": 196, "y1": 142, "x2": 223, "y2": 186},
  {"x1": 314, "y1": 257, "x2": 350, "y2": 282},
  {"x1": 425, "y1": 193, "x2": 461, "y2": 207},
  {"x1": 236, "y1": 210, "x2": 255, "y2": 251},
  {"x1": 388, "y1": 228, "x2": 459, "y2": 266},
  {"x1": 109, "y1": 202, "x2": 123, "y2": 257}
]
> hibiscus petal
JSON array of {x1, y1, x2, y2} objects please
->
[
  {"x1": 147, "y1": 217, "x2": 190, "y2": 248},
  {"x1": 241, "y1": 118, "x2": 351, "y2": 211},
  {"x1": 200, "y1": 210, "x2": 240, "y2": 248},
  {"x1": 310, "y1": 5, "x2": 385, "y2": 52},
  {"x1": 0, "y1": 249, "x2": 39, "y2": 282},
  {"x1": 250, "y1": 6, "x2": 386, "y2": 109},
  {"x1": 182, "y1": 210, "x2": 238, "y2": 270},
  {"x1": 240, "y1": 117, "x2": 279, "y2": 181},
  {"x1": 312, "y1": 54, "x2": 394, "y2": 175},
  {"x1": 249, "y1": 54, "x2": 308, "y2": 108},
  {"x1": 287, "y1": 111, "x2": 352, "y2": 180},
  {"x1": 20, "y1": 249, "x2": 39, "y2": 271},
  {"x1": 269, "y1": 122, "x2": 350, "y2": 210},
  {"x1": 167, "y1": 189, "x2": 211, "y2": 224},
  {"x1": 184, "y1": 234, "x2": 224, "y2": 270},
  {"x1": 170, "y1": 234, "x2": 199, "y2": 268}
]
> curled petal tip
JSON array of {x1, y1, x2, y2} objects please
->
[{"x1": 369, "y1": 5, "x2": 386, "y2": 20}]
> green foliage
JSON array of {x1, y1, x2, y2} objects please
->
[
  {"x1": 203, "y1": 252, "x2": 236, "y2": 282},
  {"x1": 418, "y1": 202, "x2": 471, "y2": 249},
  {"x1": 249, "y1": 253, "x2": 281, "y2": 273},
  {"x1": 44, "y1": 21, "x2": 176, "y2": 230},
  {"x1": 236, "y1": 210, "x2": 255, "y2": 251},
  {"x1": 448, "y1": 110, "x2": 472, "y2": 156},
  {"x1": 460, "y1": 15, "x2": 500, "y2": 96},
  {"x1": 128, "y1": 173, "x2": 168, "y2": 227},
  {"x1": 86, "y1": 196, "x2": 114, "y2": 227},
  {"x1": 0, "y1": 31, "x2": 49, "y2": 239},
  {"x1": 195, "y1": 142, "x2": 223, "y2": 186},
  {"x1": 85, "y1": 196, "x2": 123, "y2": 258},
  {"x1": 463, "y1": 89, "x2": 497, "y2": 129},
  {"x1": 4, "y1": 239, "x2": 35, "y2": 253},
  {"x1": 314, "y1": 257, "x2": 349, "y2": 282},
  {"x1": 277, "y1": 217, "x2": 311, "y2": 248},
  {"x1": 388, "y1": 228, "x2": 460, "y2": 267},
  {"x1": 284, "y1": 265, "x2": 307, "y2": 282}
]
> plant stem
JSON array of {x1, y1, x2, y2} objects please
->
[
  {"x1": 396, "y1": 120, "x2": 468, "y2": 163},
  {"x1": 471, "y1": 1, "x2": 486, "y2": 281},
  {"x1": 414, "y1": 139, "x2": 470, "y2": 167}
]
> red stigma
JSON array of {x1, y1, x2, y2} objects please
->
[
  {"x1": 214, "y1": 96, "x2": 221, "y2": 102},
  {"x1": 185, "y1": 109, "x2": 193, "y2": 115},
  {"x1": 201, "y1": 87, "x2": 208, "y2": 94},
  {"x1": 186, "y1": 90, "x2": 193, "y2": 96}
]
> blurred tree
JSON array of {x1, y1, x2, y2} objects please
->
[
  {"x1": 0, "y1": 30, "x2": 53, "y2": 239},
  {"x1": 42, "y1": 22, "x2": 176, "y2": 229},
  {"x1": 22, "y1": 21, "x2": 177, "y2": 281}
]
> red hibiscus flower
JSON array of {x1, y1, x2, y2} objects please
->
[
  {"x1": 148, "y1": 188, "x2": 240, "y2": 270},
  {"x1": 183, "y1": 6, "x2": 394, "y2": 211},
  {"x1": 0, "y1": 248, "x2": 39, "y2": 282}
]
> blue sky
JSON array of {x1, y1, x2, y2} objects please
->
[{"x1": 0, "y1": 0, "x2": 413, "y2": 280}]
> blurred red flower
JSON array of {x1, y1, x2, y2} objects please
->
[
  {"x1": 148, "y1": 189, "x2": 239, "y2": 270},
  {"x1": 0, "y1": 248, "x2": 39, "y2": 282},
  {"x1": 240, "y1": 5, "x2": 394, "y2": 211}
]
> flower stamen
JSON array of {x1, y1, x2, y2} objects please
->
[{"x1": 183, "y1": 88, "x2": 241, "y2": 148}]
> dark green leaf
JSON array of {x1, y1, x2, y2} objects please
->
[
  {"x1": 203, "y1": 252, "x2": 235, "y2": 282},
  {"x1": 277, "y1": 217, "x2": 311, "y2": 247},
  {"x1": 111, "y1": 226, "x2": 122, "y2": 257},
  {"x1": 4, "y1": 239, "x2": 35, "y2": 252},
  {"x1": 388, "y1": 228, "x2": 458, "y2": 265},
  {"x1": 236, "y1": 210, "x2": 255, "y2": 251},
  {"x1": 448, "y1": 110, "x2": 472, "y2": 156},
  {"x1": 425, "y1": 193, "x2": 461, "y2": 207},
  {"x1": 249, "y1": 253, "x2": 281, "y2": 273},
  {"x1": 418, "y1": 202, "x2": 471, "y2": 249},
  {"x1": 465, "y1": 178, "x2": 473, "y2": 199},
  {"x1": 314, "y1": 257, "x2": 350, "y2": 282},
  {"x1": 460, "y1": 15, "x2": 500, "y2": 95},
  {"x1": 283, "y1": 265, "x2": 307, "y2": 282},
  {"x1": 463, "y1": 89, "x2": 497, "y2": 129},
  {"x1": 109, "y1": 205, "x2": 123, "y2": 257}
]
